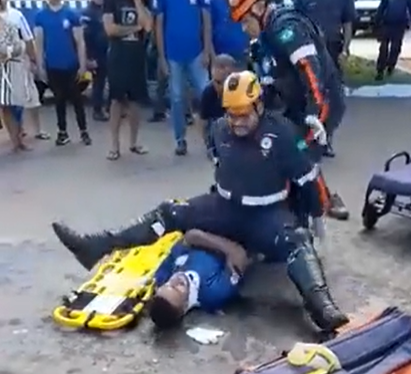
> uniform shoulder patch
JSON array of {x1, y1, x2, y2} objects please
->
[{"x1": 278, "y1": 27, "x2": 295, "y2": 43}]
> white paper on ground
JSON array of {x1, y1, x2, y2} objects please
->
[
  {"x1": 186, "y1": 327, "x2": 225, "y2": 345},
  {"x1": 345, "y1": 84, "x2": 411, "y2": 98}
]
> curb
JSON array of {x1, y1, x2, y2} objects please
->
[
  {"x1": 346, "y1": 56, "x2": 411, "y2": 97},
  {"x1": 345, "y1": 84, "x2": 411, "y2": 98}
]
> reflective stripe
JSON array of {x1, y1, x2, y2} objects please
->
[
  {"x1": 295, "y1": 165, "x2": 319, "y2": 186},
  {"x1": 217, "y1": 184, "x2": 288, "y2": 206},
  {"x1": 289, "y1": 44, "x2": 317, "y2": 65}
]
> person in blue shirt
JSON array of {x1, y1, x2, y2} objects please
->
[
  {"x1": 209, "y1": 0, "x2": 249, "y2": 68},
  {"x1": 149, "y1": 229, "x2": 250, "y2": 329},
  {"x1": 34, "y1": 0, "x2": 91, "y2": 146},
  {"x1": 152, "y1": 0, "x2": 212, "y2": 156},
  {"x1": 374, "y1": 0, "x2": 411, "y2": 81},
  {"x1": 82, "y1": 0, "x2": 109, "y2": 122}
]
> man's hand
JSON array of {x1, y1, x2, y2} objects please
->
[
  {"x1": 226, "y1": 246, "x2": 250, "y2": 275},
  {"x1": 201, "y1": 50, "x2": 211, "y2": 68},
  {"x1": 37, "y1": 64, "x2": 47, "y2": 82},
  {"x1": 311, "y1": 216, "x2": 326, "y2": 241},
  {"x1": 159, "y1": 56, "x2": 169, "y2": 76},
  {"x1": 77, "y1": 63, "x2": 87, "y2": 80},
  {"x1": 305, "y1": 115, "x2": 327, "y2": 146}
]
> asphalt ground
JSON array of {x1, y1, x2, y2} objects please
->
[{"x1": 0, "y1": 97, "x2": 410, "y2": 374}]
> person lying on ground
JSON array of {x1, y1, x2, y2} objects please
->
[{"x1": 148, "y1": 229, "x2": 250, "y2": 329}]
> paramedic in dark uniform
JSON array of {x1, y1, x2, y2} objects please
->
[
  {"x1": 52, "y1": 71, "x2": 348, "y2": 332},
  {"x1": 295, "y1": 0, "x2": 355, "y2": 159},
  {"x1": 82, "y1": 0, "x2": 109, "y2": 121},
  {"x1": 297, "y1": 0, "x2": 356, "y2": 74},
  {"x1": 229, "y1": 0, "x2": 349, "y2": 221}
]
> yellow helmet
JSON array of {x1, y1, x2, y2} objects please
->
[{"x1": 222, "y1": 71, "x2": 262, "y2": 110}]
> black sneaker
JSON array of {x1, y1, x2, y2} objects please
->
[
  {"x1": 323, "y1": 144, "x2": 336, "y2": 158},
  {"x1": 327, "y1": 193, "x2": 349, "y2": 221},
  {"x1": 81, "y1": 131, "x2": 92, "y2": 146},
  {"x1": 375, "y1": 71, "x2": 384, "y2": 81},
  {"x1": 92, "y1": 111, "x2": 109, "y2": 122},
  {"x1": 148, "y1": 112, "x2": 166, "y2": 123},
  {"x1": 386, "y1": 67, "x2": 394, "y2": 76},
  {"x1": 186, "y1": 113, "x2": 194, "y2": 126},
  {"x1": 55, "y1": 132, "x2": 70, "y2": 146},
  {"x1": 175, "y1": 140, "x2": 187, "y2": 156}
]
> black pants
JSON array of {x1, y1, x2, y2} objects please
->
[
  {"x1": 108, "y1": 41, "x2": 148, "y2": 103},
  {"x1": 326, "y1": 39, "x2": 343, "y2": 74},
  {"x1": 376, "y1": 25, "x2": 405, "y2": 73},
  {"x1": 91, "y1": 61, "x2": 107, "y2": 112},
  {"x1": 46, "y1": 68, "x2": 87, "y2": 132}
]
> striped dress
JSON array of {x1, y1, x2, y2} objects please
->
[{"x1": 0, "y1": 18, "x2": 28, "y2": 106}]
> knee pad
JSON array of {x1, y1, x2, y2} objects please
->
[
  {"x1": 154, "y1": 199, "x2": 190, "y2": 232},
  {"x1": 284, "y1": 228, "x2": 314, "y2": 260}
]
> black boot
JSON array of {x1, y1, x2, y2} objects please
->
[
  {"x1": 52, "y1": 203, "x2": 176, "y2": 271},
  {"x1": 287, "y1": 231, "x2": 349, "y2": 332},
  {"x1": 328, "y1": 192, "x2": 349, "y2": 221},
  {"x1": 323, "y1": 134, "x2": 336, "y2": 158}
]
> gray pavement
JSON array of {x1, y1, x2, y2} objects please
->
[{"x1": 1, "y1": 100, "x2": 411, "y2": 374}]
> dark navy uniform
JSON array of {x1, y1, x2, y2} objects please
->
[
  {"x1": 375, "y1": 0, "x2": 411, "y2": 76},
  {"x1": 153, "y1": 113, "x2": 322, "y2": 261},
  {"x1": 52, "y1": 113, "x2": 348, "y2": 331},
  {"x1": 259, "y1": 8, "x2": 345, "y2": 149},
  {"x1": 296, "y1": 0, "x2": 356, "y2": 71},
  {"x1": 250, "y1": 39, "x2": 283, "y2": 112},
  {"x1": 82, "y1": 1, "x2": 108, "y2": 112}
]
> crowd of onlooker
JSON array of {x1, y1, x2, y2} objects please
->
[
  {"x1": 0, "y1": 0, "x2": 250, "y2": 159},
  {"x1": 0, "y1": 0, "x2": 409, "y2": 158}
]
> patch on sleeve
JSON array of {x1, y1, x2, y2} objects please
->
[
  {"x1": 278, "y1": 27, "x2": 295, "y2": 43},
  {"x1": 175, "y1": 254, "x2": 189, "y2": 267}
]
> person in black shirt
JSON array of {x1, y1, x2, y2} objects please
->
[
  {"x1": 103, "y1": 0, "x2": 152, "y2": 160},
  {"x1": 199, "y1": 54, "x2": 236, "y2": 159}
]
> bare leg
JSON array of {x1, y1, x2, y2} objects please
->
[
  {"x1": 24, "y1": 108, "x2": 50, "y2": 139},
  {"x1": 107, "y1": 100, "x2": 123, "y2": 160},
  {"x1": 128, "y1": 102, "x2": 148, "y2": 154},
  {"x1": 1, "y1": 107, "x2": 30, "y2": 151}
]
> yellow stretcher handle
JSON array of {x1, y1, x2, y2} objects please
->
[{"x1": 287, "y1": 343, "x2": 341, "y2": 374}]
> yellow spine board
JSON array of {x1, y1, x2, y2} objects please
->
[{"x1": 53, "y1": 231, "x2": 183, "y2": 330}]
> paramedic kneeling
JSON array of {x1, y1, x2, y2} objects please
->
[
  {"x1": 52, "y1": 71, "x2": 348, "y2": 332},
  {"x1": 149, "y1": 229, "x2": 249, "y2": 329}
]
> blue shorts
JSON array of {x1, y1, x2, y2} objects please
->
[{"x1": 10, "y1": 106, "x2": 23, "y2": 125}]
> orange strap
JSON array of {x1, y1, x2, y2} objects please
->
[
  {"x1": 316, "y1": 173, "x2": 330, "y2": 211},
  {"x1": 299, "y1": 58, "x2": 329, "y2": 144}
]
